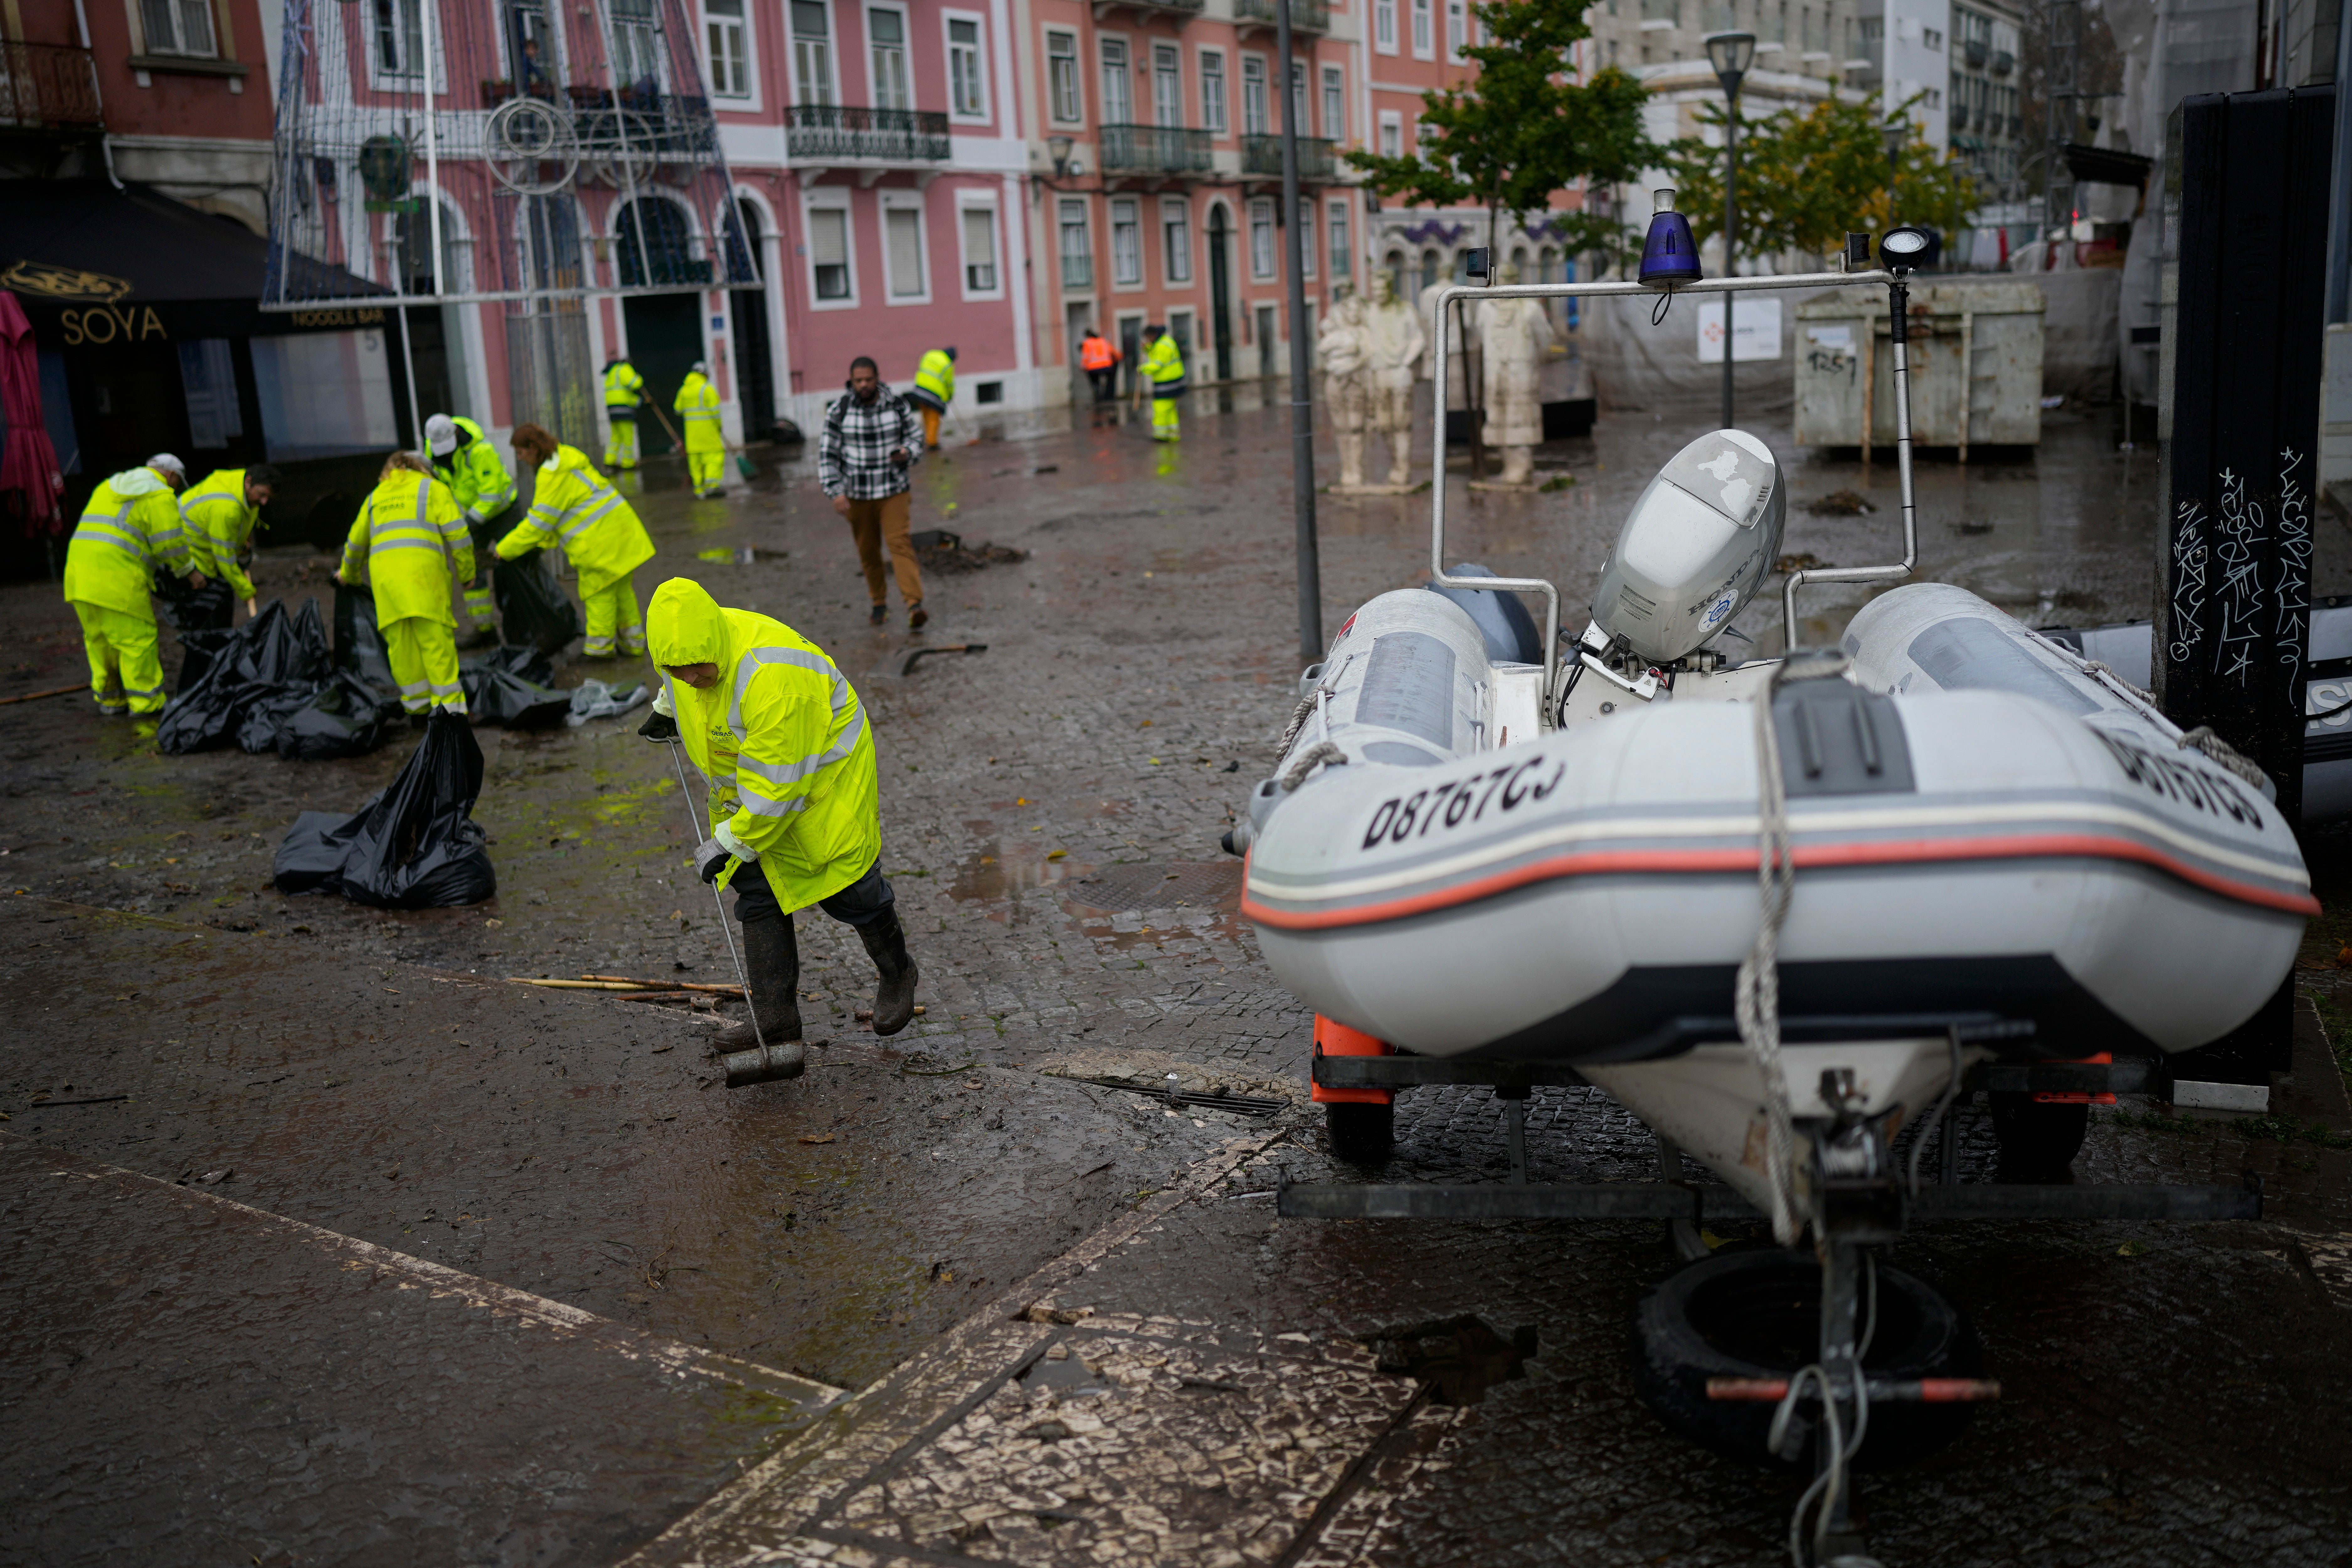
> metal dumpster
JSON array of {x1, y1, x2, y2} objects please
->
[{"x1": 1794, "y1": 281, "x2": 2046, "y2": 458}]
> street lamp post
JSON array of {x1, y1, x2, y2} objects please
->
[{"x1": 1706, "y1": 31, "x2": 1755, "y2": 432}]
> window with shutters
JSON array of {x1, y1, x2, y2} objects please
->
[
  {"x1": 1047, "y1": 31, "x2": 1080, "y2": 122},
  {"x1": 884, "y1": 204, "x2": 925, "y2": 299},
  {"x1": 808, "y1": 206, "x2": 853, "y2": 302},
  {"x1": 1240, "y1": 55, "x2": 1266, "y2": 136},
  {"x1": 1199, "y1": 49, "x2": 1226, "y2": 135},
  {"x1": 960, "y1": 204, "x2": 999, "y2": 294},
  {"x1": 1160, "y1": 199, "x2": 1192, "y2": 286},
  {"x1": 1110, "y1": 198, "x2": 1143, "y2": 286},
  {"x1": 792, "y1": 1, "x2": 835, "y2": 104},
  {"x1": 705, "y1": 0, "x2": 750, "y2": 98},
  {"x1": 1152, "y1": 44, "x2": 1182, "y2": 128},
  {"x1": 1099, "y1": 38, "x2": 1131, "y2": 124},
  {"x1": 143, "y1": 0, "x2": 217, "y2": 56},
  {"x1": 868, "y1": 6, "x2": 909, "y2": 112},
  {"x1": 1374, "y1": 0, "x2": 1397, "y2": 53},
  {"x1": 1058, "y1": 200, "x2": 1093, "y2": 289},
  {"x1": 1411, "y1": 0, "x2": 1433, "y2": 58},
  {"x1": 1248, "y1": 199, "x2": 1275, "y2": 279},
  {"x1": 947, "y1": 15, "x2": 986, "y2": 118}
]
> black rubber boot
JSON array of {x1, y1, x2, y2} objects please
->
[
  {"x1": 857, "y1": 909, "x2": 920, "y2": 1036},
  {"x1": 712, "y1": 914, "x2": 804, "y2": 1060}
]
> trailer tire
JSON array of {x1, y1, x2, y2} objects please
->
[
  {"x1": 1325, "y1": 1101, "x2": 1394, "y2": 1165},
  {"x1": 1632, "y1": 1248, "x2": 1982, "y2": 1470},
  {"x1": 1988, "y1": 1093, "x2": 2090, "y2": 1181}
]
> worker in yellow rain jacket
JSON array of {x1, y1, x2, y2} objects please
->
[
  {"x1": 61, "y1": 453, "x2": 197, "y2": 717},
  {"x1": 674, "y1": 360, "x2": 726, "y2": 499},
  {"x1": 336, "y1": 453, "x2": 475, "y2": 716},
  {"x1": 178, "y1": 463, "x2": 280, "y2": 627},
  {"x1": 1141, "y1": 326, "x2": 1186, "y2": 442},
  {"x1": 908, "y1": 345, "x2": 956, "y2": 450},
  {"x1": 602, "y1": 354, "x2": 646, "y2": 470},
  {"x1": 424, "y1": 413, "x2": 521, "y2": 644},
  {"x1": 501, "y1": 423, "x2": 656, "y2": 658},
  {"x1": 637, "y1": 577, "x2": 918, "y2": 1082}
]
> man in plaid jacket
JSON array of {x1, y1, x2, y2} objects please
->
[{"x1": 819, "y1": 356, "x2": 928, "y2": 629}]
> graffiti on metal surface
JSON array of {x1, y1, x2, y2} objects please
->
[
  {"x1": 2276, "y1": 446, "x2": 2312, "y2": 686},
  {"x1": 2168, "y1": 498, "x2": 2207, "y2": 668}
]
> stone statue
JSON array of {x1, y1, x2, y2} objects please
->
[
  {"x1": 1359, "y1": 274, "x2": 1426, "y2": 490},
  {"x1": 1317, "y1": 289, "x2": 1374, "y2": 489},
  {"x1": 1417, "y1": 276, "x2": 1476, "y2": 416},
  {"x1": 1472, "y1": 262, "x2": 1556, "y2": 490}
]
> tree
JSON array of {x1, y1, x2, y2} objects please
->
[
  {"x1": 1342, "y1": 0, "x2": 1651, "y2": 267},
  {"x1": 1660, "y1": 90, "x2": 1984, "y2": 263}
]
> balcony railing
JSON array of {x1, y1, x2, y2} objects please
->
[
  {"x1": 1241, "y1": 134, "x2": 1336, "y2": 180},
  {"x1": 1099, "y1": 123, "x2": 1212, "y2": 174},
  {"x1": 1962, "y1": 38, "x2": 1990, "y2": 67},
  {"x1": 1095, "y1": 0, "x2": 1206, "y2": 17},
  {"x1": 0, "y1": 41, "x2": 102, "y2": 132},
  {"x1": 1990, "y1": 49, "x2": 2015, "y2": 75},
  {"x1": 1234, "y1": 0, "x2": 1331, "y2": 32},
  {"x1": 784, "y1": 104, "x2": 951, "y2": 162}
]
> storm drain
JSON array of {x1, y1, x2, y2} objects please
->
[{"x1": 1064, "y1": 862, "x2": 1242, "y2": 914}]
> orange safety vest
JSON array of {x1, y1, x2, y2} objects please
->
[{"x1": 1079, "y1": 335, "x2": 1118, "y2": 372}]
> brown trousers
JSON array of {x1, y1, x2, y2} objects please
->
[{"x1": 845, "y1": 491, "x2": 924, "y2": 608}]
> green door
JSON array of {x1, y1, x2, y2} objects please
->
[{"x1": 620, "y1": 292, "x2": 703, "y2": 456}]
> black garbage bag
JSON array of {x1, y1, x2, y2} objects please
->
[
  {"x1": 274, "y1": 712, "x2": 496, "y2": 908},
  {"x1": 276, "y1": 671, "x2": 402, "y2": 762},
  {"x1": 247, "y1": 597, "x2": 333, "y2": 687},
  {"x1": 155, "y1": 664, "x2": 244, "y2": 753},
  {"x1": 237, "y1": 685, "x2": 318, "y2": 755},
  {"x1": 334, "y1": 582, "x2": 398, "y2": 689},
  {"x1": 155, "y1": 569, "x2": 235, "y2": 633},
  {"x1": 157, "y1": 598, "x2": 338, "y2": 756},
  {"x1": 494, "y1": 548, "x2": 581, "y2": 655},
  {"x1": 176, "y1": 628, "x2": 236, "y2": 696},
  {"x1": 460, "y1": 644, "x2": 569, "y2": 728}
]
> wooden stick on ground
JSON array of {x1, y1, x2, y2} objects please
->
[
  {"x1": 0, "y1": 684, "x2": 87, "y2": 708},
  {"x1": 580, "y1": 973, "x2": 745, "y2": 996}
]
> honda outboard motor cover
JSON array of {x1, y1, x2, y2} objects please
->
[{"x1": 1592, "y1": 428, "x2": 1784, "y2": 663}]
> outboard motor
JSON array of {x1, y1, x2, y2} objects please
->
[{"x1": 1589, "y1": 428, "x2": 1785, "y2": 665}]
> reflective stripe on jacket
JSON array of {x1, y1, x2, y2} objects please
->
[
  {"x1": 1079, "y1": 336, "x2": 1118, "y2": 371},
  {"x1": 341, "y1": 472, "x2": 474, "y2": 627},
  {"x1": 62, "y1": 468, "x2": 191, "y2": 619},
  {"x1": 496, "y1": 444, "x2": 654, "y2": 597},
  {"x1": 604, "y1": 361, "x2": 645, "y2": 409},
  {"x1": 645, "y1": 578, "x2": 881, "y2": 909},
  {"x1": 431, "y1": 416, "x2": 518, "y2": 523},
  {"x1": 674, "y1": 373, "x2": 724, "y2": 454},
  {"x1": 913, "y1": 349, "x2": 955, "y2": 408},
  {"x1": 179, "y1": 468, "x2": 258, "y2": 601}
]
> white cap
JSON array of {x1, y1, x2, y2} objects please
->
[
  {"x1": 425, "y1": 414, "x2": 458, "y2": 456},
  {"x1": 1653, "y1": 188, "x2": 1678, "y2": 213},
  {"x1": 147, "y1": 453, "x2": 185, "y2": 479},
  {"x1": 690, "y1": 360, "x2": 708, "y2": 376}
]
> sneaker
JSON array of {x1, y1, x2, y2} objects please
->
[
  {"x1": 908, "y1": 603, "x2": 928, "y2": 630},
  {"x1": 868, "y1": 604, "x2": 888, "y2": 626}
]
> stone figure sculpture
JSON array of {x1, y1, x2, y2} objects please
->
[
  {"x1": 1318, "y1": 289, "x2": 1375, "y2": 489},
  {"x1": 1473, "y1": 262, "x2": 1556, "y2": 490},
  {"x1": 1357, "y1": 274, "x2": 1427, "y2": 490}
]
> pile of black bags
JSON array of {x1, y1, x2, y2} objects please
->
[
  {"x1": 159, "y1": 597, "x2": 402, "y2": 760},
  {"x1": 274, "y1": 711, "x2": 496, "y2": 908}
]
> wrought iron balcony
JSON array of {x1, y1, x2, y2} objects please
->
[
  {"x1": 1091, "y1": 0, "x2": 1206, "y2": 19},
  {"x1": 0, "y1": 41, "x2": 102, "y2": 132},
  {"x1": 785, "y1": 104, "x2": 951, "y2": 163},
  {"x1": 1233, "y1": 0, "x2": 1330, "y2": 33},
  {"x1": 1099, "y1": 123, "x2": 1212, "y2": 174},
  {"x1": 1241, "y1": 134, "x2": 1336, "y2": 180},
  {"x1": 1990, "y1": 49, "x2": 2015, "y2": 75},
  {"x1": 1962, "y1": 38, "x2": 1989, "y2": 67}
]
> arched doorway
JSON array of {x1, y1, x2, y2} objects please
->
[
  {"x1": 1419, "y1": 247, "x2": 1440, "y2": 294},
  {"x1": 1206, "y1": 203, "x2": 1234, "y2": 382},
  {"x1": 616, "y1": 197, "x2": 703, "y2": 457},
  {"x1": 729, "y1": 199, "x2": 776, "y2": 441}
]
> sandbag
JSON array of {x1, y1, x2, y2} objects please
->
[{"x1": 273, "y1": 712, "x2": 495, "y2": 908}]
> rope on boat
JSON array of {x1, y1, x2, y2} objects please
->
[
  {"x1": 1279, "y1": 741, "x2": 1349, "y2": 792},
  {"x1": 2175, "y1": 725, "x2": 2271, "y2": 790}
]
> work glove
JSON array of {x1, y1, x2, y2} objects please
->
[
  {"x1": 639, "y1": 709, "x2": 679, "y2": 743},
  {"x1": 693, "y1": 836, "x2": 734, "y2": 885}
]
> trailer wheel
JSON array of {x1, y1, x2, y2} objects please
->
[
  {"x1": 1326, "y1": 1101, "x2": 1394, "y2": 1165},
  {"x1": 1988, "y1": 1093, "x2": 2089, "y2": 1181},
  {"x1": 1633, "y1": 1248, "x2": 1982, "y2": 1470}
]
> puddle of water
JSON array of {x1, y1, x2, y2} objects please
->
[{"x1": 948, "y1": 846, "x2": 1087, "y2": 903}]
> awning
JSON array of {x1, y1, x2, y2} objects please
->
[{"x1": 0, "y1": 180, "x2": 385, "y2": 343}]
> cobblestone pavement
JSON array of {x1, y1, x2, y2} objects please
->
[{"x1": 3, "y1": 395, "x2": 2349, "y2": 1565}]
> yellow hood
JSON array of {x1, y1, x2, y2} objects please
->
[{"x1": 646, "y1": 577, "x2": 727, "y2": 668}]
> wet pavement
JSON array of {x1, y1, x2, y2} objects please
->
[{"x1": 3, "y1": 391, "x2": 2350, "y2": 1565}]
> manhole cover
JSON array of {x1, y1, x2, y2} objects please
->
[{"x1": 1064, "y1": 862, "x2": 1242, "y2": 914}]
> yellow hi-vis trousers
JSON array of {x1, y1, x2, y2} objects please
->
[
  {"x1": 688, "y1": 451, "x2": 724, "y2": 495},
  {"x1": 384, "y1": 616, "x2": 468, "y2": 714},
  {"x1": 583, "y1": 576, "x2": 645, "y2": 658},
  {"x1": 605, "y1": 416, "x2": 639, "y2": 469},
  {"x1": 72, "y1": 601, "x2": 163, "y2": 715},
  {"x1": 1151, "y1": 395, "x2": 1180, "y2": 440}
]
